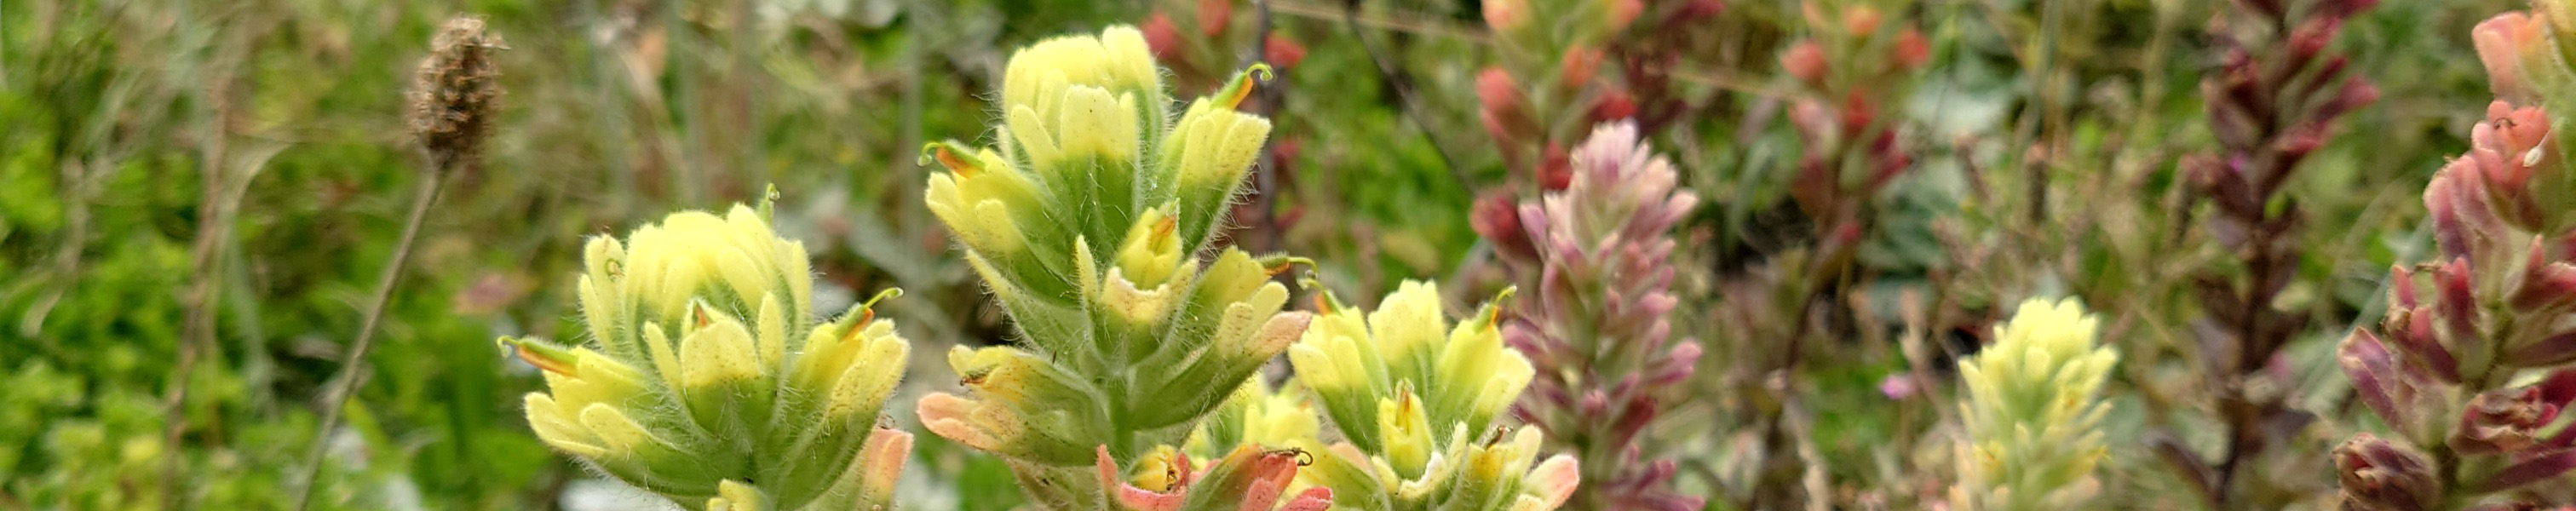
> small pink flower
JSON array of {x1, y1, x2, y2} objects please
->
[{"x1": 1878, "y1": 372, "x2": 1918, "y2": 400}]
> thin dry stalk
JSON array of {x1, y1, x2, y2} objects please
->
[{"x1": 290, "y1": 16, "x2": 503, "y2": 511}]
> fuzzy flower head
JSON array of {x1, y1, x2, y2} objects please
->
[
  {"x1": 1287, "y1": 281, "x2": 1575, "y2": 510},
  {"x1": 506, "y1": 200, "x2": 911, "y2": 508},
  {"x1": 916, "y1": 27, "x2": 1315, "y2": 501},
  {"x1": 1951, "y1": 297, "x2": 2118, "y2": 511},
  {"x1": 1541, "y1": 123, "x2": 1698, "y2": 251}
]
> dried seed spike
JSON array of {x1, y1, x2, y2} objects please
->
[{"x1": 409, "y1": 16, "x2": 507, "y2": 165}]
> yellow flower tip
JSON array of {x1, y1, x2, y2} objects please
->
[
  {"x1": 1104, "y1": 269, "x2": 1176, "y2": 325},
  {"x1": 1098, "y1": 26, "x2": 1159, "y2": 90},
  {"x1": 523, "y1": 393, "x2": 610, "y2": 458},
  {"x1": 822, "y1": 329, "x2": 907, "y2": 419},
  {"x1": 1286, "y1": 344, "x2": 1339, "y2": 388},
  {"x1": 577, "y1": 403, "x2": 659, "y2": 456},
  {"x1": 708, "y1": 480, "x2": 765, "y2": 511},
  {"x1": 1372, "y1": 280, "x2": 1448, "y2": 361},
  {"x1": 1133, "y1": 445, "x2": 1186, "y2": 492},
  {"x1": 677, "y1": 313, "x2": 764, "y2": 388},
  {"x1": 1379, "y1": 391, "x2": 1435, "y2": 475},
  {"x1": 1114, "y1": 208, "x2": 1184, "y2": 284},
  {"x1": 946, "y1": 345, "x2": 1027, "y2": 388}
]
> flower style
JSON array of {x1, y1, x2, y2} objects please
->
[{"x1": 505, "y1": 200, "x2": 913, "y2": 509}]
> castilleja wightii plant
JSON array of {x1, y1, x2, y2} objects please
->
[
  {"x1": 913, "y1": 26, "x2": 1330, "y2": 510},
  {"x1": 1950, "y1": 298, "x2": 2118, "y2": 510},
  {"x1": 1287, "y1": 281, "x2": 1581, "y2": 511},
  {"x1": 503, "y1": 198, "x2": 915, "y2": 510},
  {"x1": 2334, "y1": 3, "x2": 2576, "y2": 508},
  {"x1": 1473, "y1": 122, "x2": 1699, "y2": 511}
]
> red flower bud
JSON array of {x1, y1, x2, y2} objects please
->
[
  {"x1": 2452, "y1": 387, "x2": 2560, "y2": 454},
  {"x1": 1895, "y1": 28, "x2": 1931, "y2": 70},
  {"x1": 1594, "y1": 88, "x2": 1637, "y2": 123},
  {"x1": 1603, "y1": 0, "x2": 1644, "y2": 32},
  {"x1": 1478, "y1": 67, "x2": 1532, "y2": 143},
  {"x1": 1141, "y1": 14, "x2": 1183, "y2": 58},
  {"x1": 1263, "y1": 35, "x2": 1307, "y2": 69},
  {"x1": 1199, "y1": 0, "x2": 1233, "y2": 37},
  {"x1": 2335, "y1": 434, "x2": 2441, "y2": 511},
  {"x1": 1541, "y1": 143, "x2": 1573, "y2": 191},
  {"x1": 1561, "y1": 47, "x2": 1605, "y2": 89},
  {"x1": 1485, "y1": 0, "x2": 1531, "y2": 31},
  {"x1": 1473, "y1": 191, "x2": 1540, "y2": 264},
  {"x1": 2475, "y1": 11, "x2": 2547, "y2": 103},
  {"x1": 1782, "y1": 42, "x2": 1828, "y2": 86},
  {"x1": 1843, "y1": 5, "x2": 1883, "y2": 36}
]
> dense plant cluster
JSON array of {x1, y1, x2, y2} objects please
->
[{"x1": 10, "y1": 0, "x2": 2576, "y2": 509}]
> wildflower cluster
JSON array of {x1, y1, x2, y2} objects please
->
[
  {"x1": 913, "y1": 26, "x2": 1329, "y2": 510},
  {"x1": 2171, "y1": 0, "x2": 2378, "y2": 505},
  {"x1": 1287, "y1": 281, "x2": 1582, "y2": 511},
  {"x1": 503, "y1": 201, "x2": 914, "y2": 509},
  {"x1": 1472, "y1": 123, "x2": 1701, "y2": 510},
  {"x1": 2334, "y1": 4, "x2": 2576, "y2": 508}
]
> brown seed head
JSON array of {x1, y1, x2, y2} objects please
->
[{"x1": 410, "y1": 16, "x2": 507, "y2": 164}]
